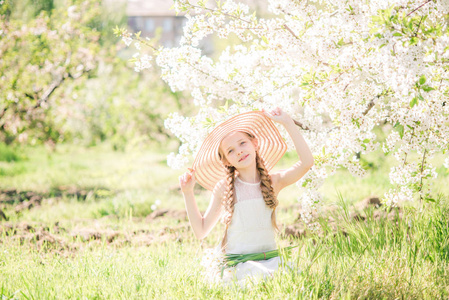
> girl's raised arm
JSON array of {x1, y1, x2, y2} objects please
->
[
  {"x1": 264, "y1": 108, "x2": 314, "y2": 194},
  {"x1": 179, "y1": 170, "x2": 224, "y2": 239}
]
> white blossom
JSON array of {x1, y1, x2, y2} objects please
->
[
  {"x1": 167, "y1": 152, "x2": 189, "y2": 170},
  {"x1": 122, "y1": 36, "x2": 132, "y2": 47},
  {"x1": 133, "y1": 54, "x2": 152, "y2": 72}
]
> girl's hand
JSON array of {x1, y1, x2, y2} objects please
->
[
  {"x1": 179, "y1": 169, "x2": 196, "y2": 194},
  {"x1": 263, "y1": 107, "x2": 294, "y2": 126}
]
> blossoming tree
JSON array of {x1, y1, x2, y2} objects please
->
[
  {"x1": 117, "y1": 0, "x2": 449, "y2": 222},
  {"x1": 0, "y1": 0, "x2": 100, "y2": 145}
]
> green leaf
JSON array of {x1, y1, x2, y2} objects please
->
[
  {"x1": 419, "y1": 75, "x2": 426, "y2": 85},
  {"x1": 396, "y1": 124, "x2": 404, "y2": 139},
  {"x1": 113, "y1": 25, "x2": 120, "y2": 35},
  {"x1": 261, "y1": 36, "x2": 269, "y2": 44},
  {"x1": 302, "y1": 73, "x2": 312, "y2": 82},
  {"x1": 424, "y1": 197, "x2": 435, "y2": 203},
  {"x1": 363, "y1": 139, "x2": 370, "y2": 143},
  {"x1": 393, "y1": 32, "x2": 403, "y2": 37},
  {"x1": 422, "y1": 85, "x2": 434, "y2": 92},
  {"x1": 410, "y1": 97, "x2": 418, "y2": 108}
]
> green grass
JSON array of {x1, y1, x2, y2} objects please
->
[
  {"x1": 0, "y1": 143, "x2": 22, "y2": 163},
  {"x1": 2, "y1": 200, "x2": 449, "y2": 299},
  {"x1": 0, "y1": 143, "x2": 448, "y2": 299}
]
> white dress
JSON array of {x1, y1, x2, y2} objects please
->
[{"x1": 201, "y1": 176, "x2": 283, "y2": 285}]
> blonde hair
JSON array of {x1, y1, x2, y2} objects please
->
[{"x1": 218, "y1": 131, "x2": 279, "y2": 250}]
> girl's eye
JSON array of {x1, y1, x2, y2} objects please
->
[
  {"x1": 240, "y1": 142, "x2": 245, "y2": 145},
  {"x1": 228, "y1": 150, "x2": 233, "y2": 154}
]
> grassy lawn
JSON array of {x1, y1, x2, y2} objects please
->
[{"x1": 1, "y1": 144, "x2": 448, "y2": 299}]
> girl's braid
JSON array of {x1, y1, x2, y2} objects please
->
[
  {"x1": 256, "y1": 151, "x2": 278, "y2": 209},
  {"x1": 222, "y1": 164, "x2": 236, "y2": 225},
  {"x1": 255, "y1": 150, "x2": 279, "y2": 231},
  {"x1": 221, "y1": 164, "x2": 236, "y2": 249}
]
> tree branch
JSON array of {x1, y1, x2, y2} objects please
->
[
  {"x1": 402, "y1": 128, "x2": 415, "y2": 168},
  {"x1": 413, "y1": 16, "x2": 424, "y2": 37},
  {"x1": 362, "y1": 96, "x2": 377, "y2": 115},
  {"x1": 283, "y1": 24, "x2": 299, "y2": 40},
  {"x1": 35, "y1": 65, "x2": 94, "y2": 109},
  {"x1": 37, "y1": 74, "x2": 65, "y2": 107},
  {"x1": 293, "y1": 119, "x2": 310, "y2": 130},
  {"x1": 0, "y1": 108, "x2": 6, "y2": 121},
  {"x1": 25, "y1": 93, "x2": 35, "y2": 100},
  {"x1": 418, "y1": 148, "x2": 427, "y2": 201},
  {"x1": 406, "y1": 0, "x2": 432, "y2": 17},
  {"x1": 188, "y1": 3, "x2": 251, "y2": 24},
  {"x1": 363, "y1": 89, "x2": 394, "y2": 116}
]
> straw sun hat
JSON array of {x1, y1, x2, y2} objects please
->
[{"x1": 191, "y1": 111, "x2": 287, "y2": 191}]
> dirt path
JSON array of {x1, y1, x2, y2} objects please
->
[
  {"x1": 1, "y1": 190, "x2": 404, "y2": 254},
  {"x1": 0, "y1": 187, "x2": 114, "y2": 219}
]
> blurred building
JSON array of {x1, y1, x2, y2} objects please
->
[
  {"x1": 126, "y1": 0, "x2": 214, "y2": 53},
  {"x1": 117, "y1": 0, "x2": 270, "y2": 54}
]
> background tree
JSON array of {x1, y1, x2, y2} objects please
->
[
  {"x1": 0, "y1": 0, "x2": 190, "y2": 150},
  {"x1": 0, "y1": 0, "x2": 101, "y2": 145}
]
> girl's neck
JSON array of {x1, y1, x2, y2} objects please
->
[{"x1": 236, "y1": 166, "x2": 260, "y2": 184}]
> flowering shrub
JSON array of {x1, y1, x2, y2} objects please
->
[
  {"x1": 1, "y1": 0, "x2": 182, "y2": 149},
  {"x1": 0, "y1": 0, "x2": 101, "y2": 145},
  {"x1": 117, "y1": 0, "x2": 449, "y2": 221}
]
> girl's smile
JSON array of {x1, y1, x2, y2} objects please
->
[{"x1": 239, "y1": 154, "x2": 249, "y2": 162}]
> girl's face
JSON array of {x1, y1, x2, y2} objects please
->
[{"x1": 219, "y1": 132, "x2": 257, "y2": 169}]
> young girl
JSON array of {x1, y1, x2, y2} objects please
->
[{"x1": 179, "y1": 107, "x2": 314, "y2": 284}]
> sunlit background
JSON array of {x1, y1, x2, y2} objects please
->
[{"x1": 1, "y1": 0, "x2": 449, "y2": 298}]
